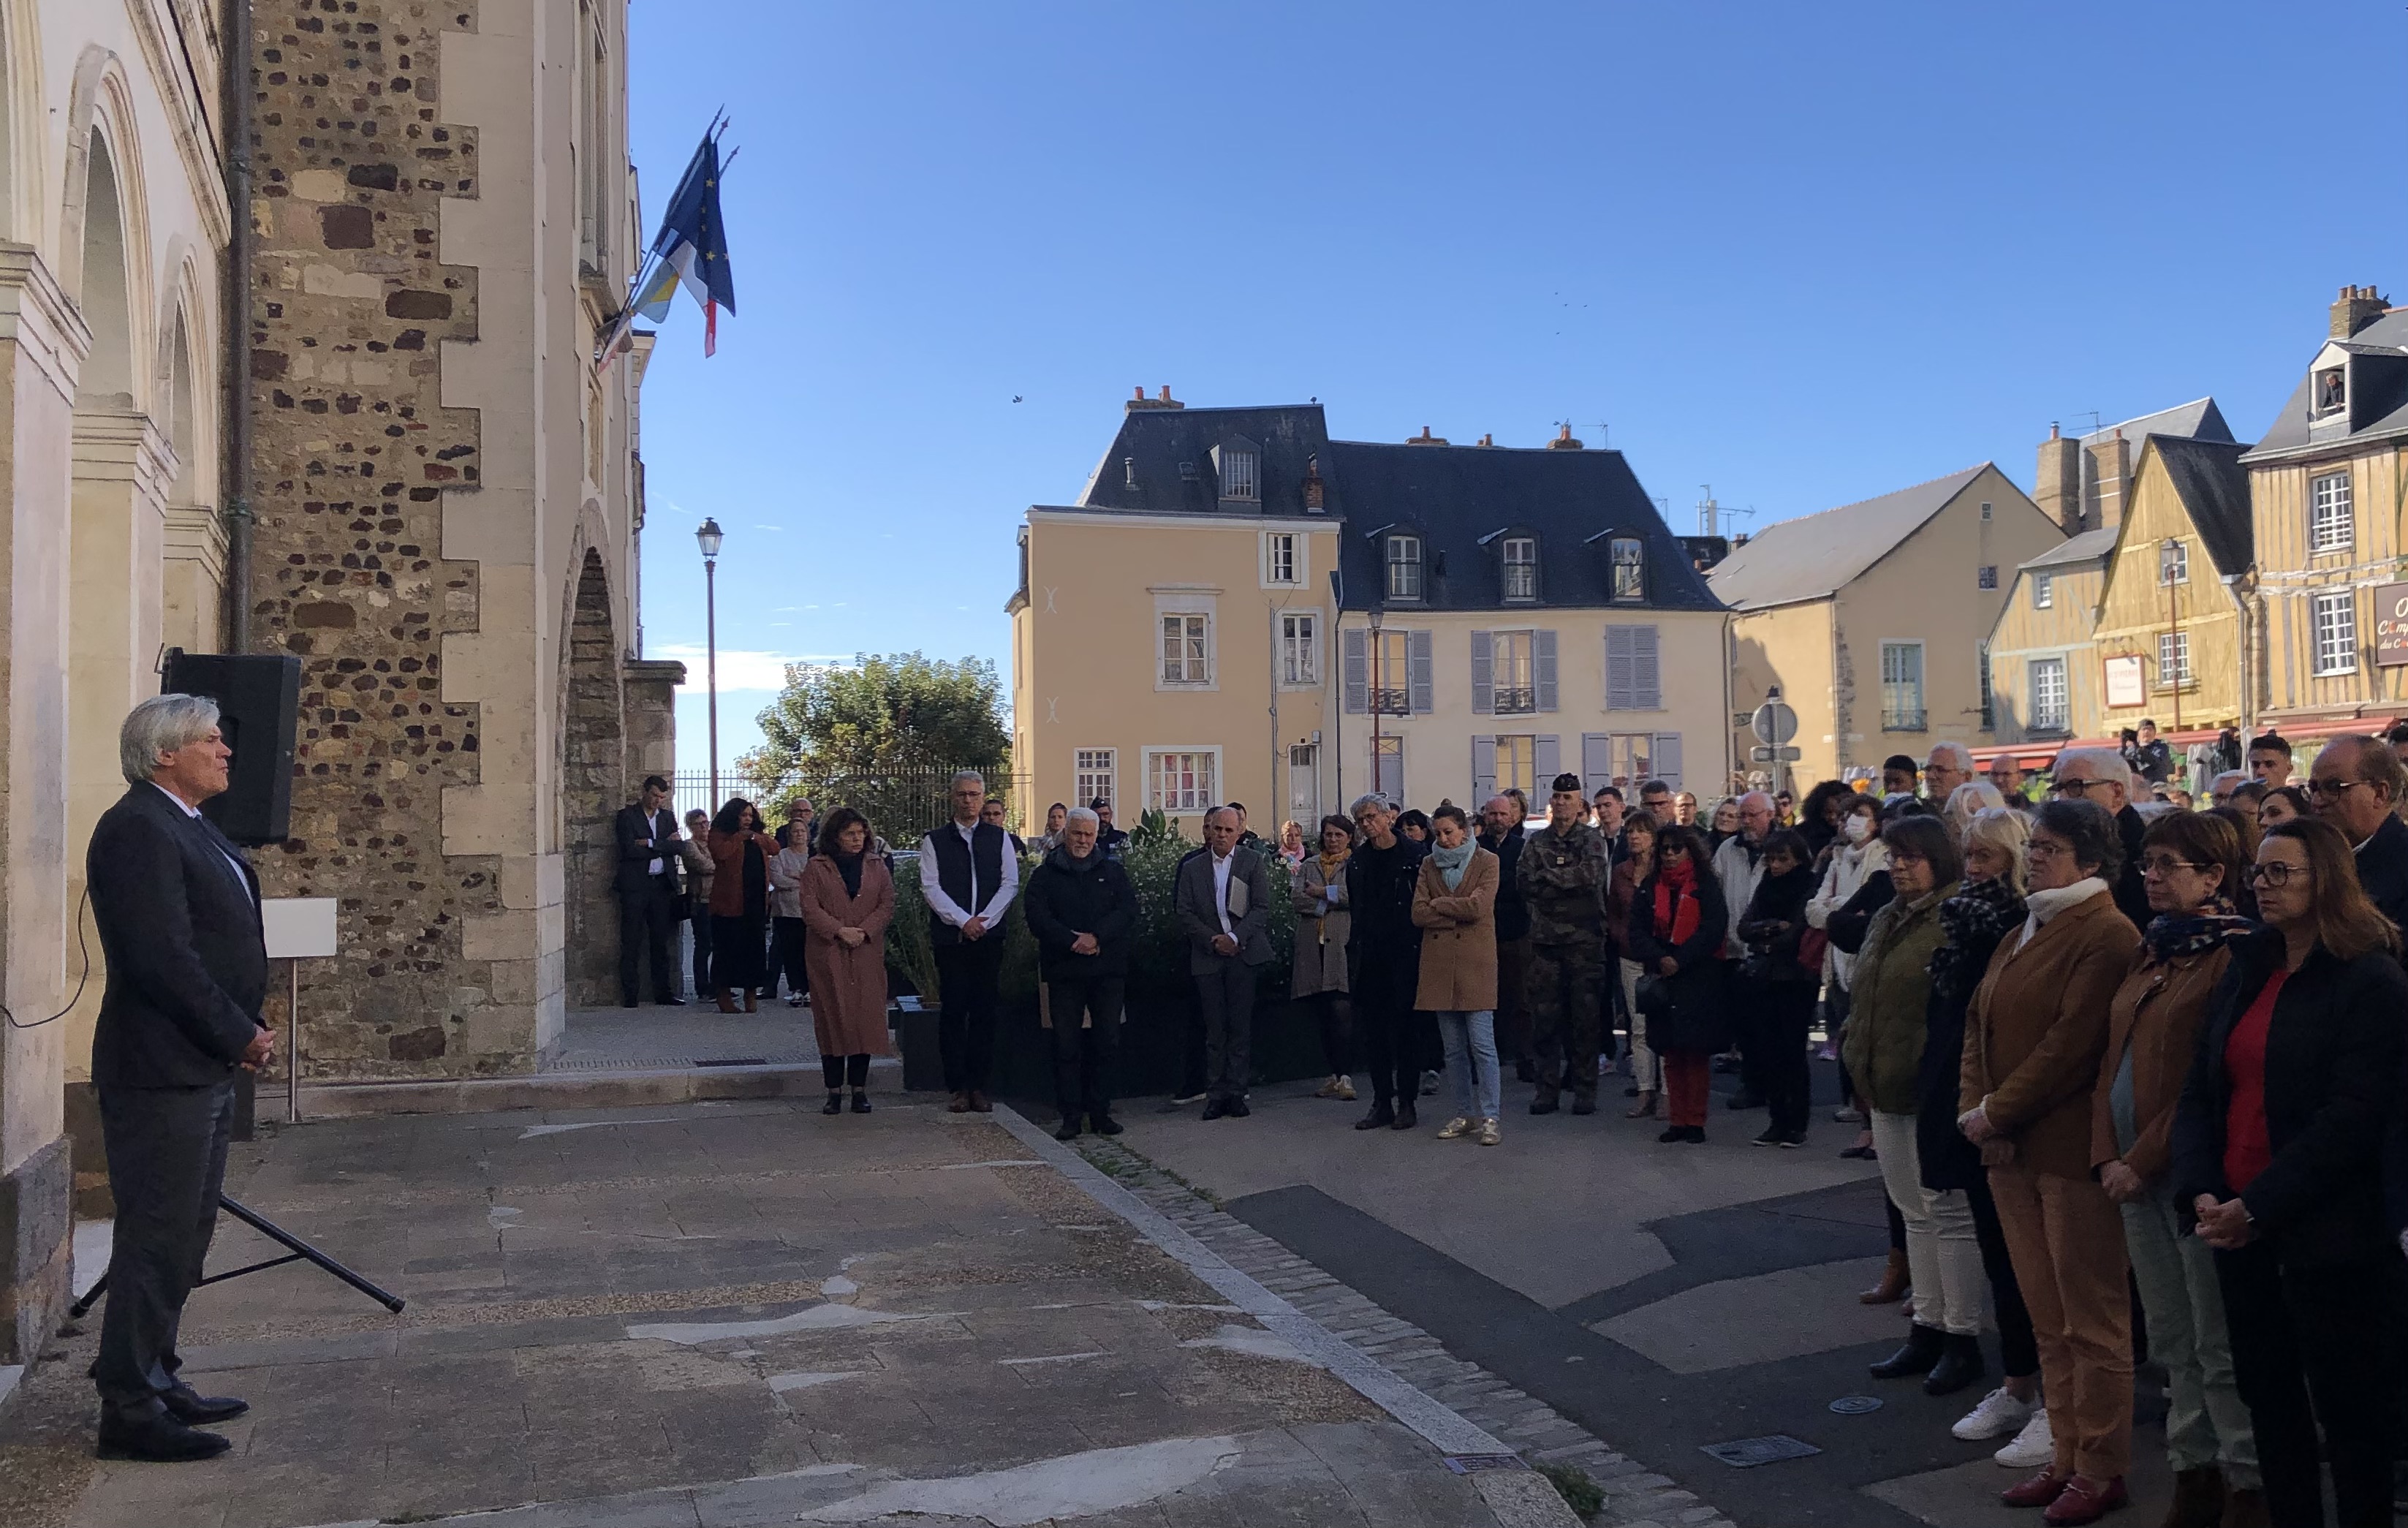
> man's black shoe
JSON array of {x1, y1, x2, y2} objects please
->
[
  {"x1": 655, "y1": 996, "x2": 686, "y2": 1007},
  {"x1": 1054, "y1": 1119, "x2": 1082, "y2": 1141},
  {"x1": 1354, "y1": 1105, "x2": 1396, "y2": 1130},
  {"x1": 96, "y1": 1412, "x2": 231, "y2": 1462},
  {"x1": 1226, "y1": 1099, "x2": 1251, "y2": 1119},
  {"x1": 162, "y1": 1385, "x2": 249, "y2": 1425},
  {"x1": 620, "y1": 999, "x2": 640, "y2": 1009},
  {"x1": 1726, "y1": 1089, "x2": 1764, "y2": 1111},
  {"x1": 1528, "y1": 1094, "x2": 1560, "y2": 1116},
  {"x1": 1200, "y1": 1098, "x2": 1230, "y2": 1121},
  {"x1": 1570, "y1": 1096, "x2": 1597, "y2": 1116},
  {"x1": 1090, "y1": 1115, "x2": 1123, "y2": 1136},
  {"x1": 1391, "y1": 1102, "x2": 1417, "y2": 1130}
]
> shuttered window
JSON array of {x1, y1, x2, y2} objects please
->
[{"x1": 1605, "y1": 625, "x2": 1661, "y2": 710}]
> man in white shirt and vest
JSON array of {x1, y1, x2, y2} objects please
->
[{"x1": 917, "y1": 771, "x2": 1019, "y2": 1113}]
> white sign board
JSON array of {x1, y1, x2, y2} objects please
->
[
  {"x1": 2102, "y1": 654, "x2": 2146, "y2": 710},
  {"x1": 262, "y1": 897, "x2": 338, "y2": 959}
]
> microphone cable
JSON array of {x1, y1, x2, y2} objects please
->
[{"x1": 2, "y1": 886, "x2": 94, "y2": 1029}]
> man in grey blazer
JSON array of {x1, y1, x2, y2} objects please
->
[
  {"x1": 86, "y1": 695, "x2": 275, "y2": 1461},
  {"x1": 1175, "y1": 806, "x2": 1271, "y2": 1119}
]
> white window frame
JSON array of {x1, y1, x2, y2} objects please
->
[
  {"x1": 1501, "y1": 536, "x2": 1538, "y2": 602},
  {"x1": 1491, "y1": 629, "x2": 1536, "y2": 714},
  {"x1": 2029, "y1": 657, "x2": 2069, "y2": 732},
  {"x1": 1609, "y1": 537, "x2": 1646, "y2": 602},
  {"x1": 2157, "y1": 629, "x2": 2190, "y2": 687},
  {"x1": 2159, "y1": 539, "x2": 2189, "y2": 586},
  {"x1": 1262, "y1": 530, "x2": 1304, "y2": 587},
  {"x1": 1879, "y1": 640, "x2": 1926, "y2": 732},
  {"x1": 1279, "y1": 609, "x2": 1320, "y2": 687},
  {"x1": 1385, "y1": 534, "x2": 1424, "y2": 600},
  {"x1": 1608, "y1": 733, "x2": 1655, "y2": 787},
  {"x1": 1073, "y1": 748, "x2": 1117, "y2": 813},
  {"x1": 1493, "y1": 735, "x2": 1537, "y2": 798},
  {"x1": 1151, "y1": 588, "x2": 1218, "y2": 692},
  {"x1": 2312, "y1": 589, "x2": 2358, "y2": 676},
  {"x1": 2310, "y1": 471, "x2": 2353, "y2": 554},
  {"x1": 1143, "y1": 747, "x2": 1222, "y2": 814},
  {"x1": 1159, "y1": 611, "x2": 1211, "y2": 687},
  {"x1": 1219, "y1": 448, "x2": 1258, "y2": 502},
  {"x1": 2033, "y1": 572, "x2": 2053, "y2": 610}
]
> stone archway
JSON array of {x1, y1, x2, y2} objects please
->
[{"x1": 561, "y1": 546, "x2": 625, "y2": 1007}]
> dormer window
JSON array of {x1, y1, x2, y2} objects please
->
[
  {"x1": 1610, "y1": 537, "x2": 1646, "y2": 602},
  {"x1": 1501, "y1": 537, "x2": 1538, "y2": 602},
  {"x1": 1386, "y1": 534, "x2": 1424, "y2": 600},
  {"x1": 1212, "y1": 436, "x2": 1260, "y2": 504},
  {"x1": 2316, "y1": 367, "x2": 2347, "y2": 416}
]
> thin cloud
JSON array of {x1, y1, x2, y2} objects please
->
[{"x1": 651, "y1": 645, "x2": 841, "y2": 692}]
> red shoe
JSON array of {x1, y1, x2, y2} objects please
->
[
  {"x1": 2041, "y1": 1476, "x2": 2127, "y2": 1526},
  {"x1": 2001, "y1": 1470, "x2": 2070, "y2": 1509}
]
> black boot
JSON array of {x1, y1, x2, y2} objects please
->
[
  {"x1": 1923, "y1": 1332, "x2": 1985, "y2": 1396},
  {"x1": 1869, "y1": 1323, "x2": 1947, "y2": 1380},
  {"x1": 850, "y1": 1090, "x2": 872, "y2": 1113},
  {"x1": 822, "y1": 1091, "x2": 843, "y2": 1116},
  {"x1": 1054, "y1": 1113, "x2": 1082, "y2": 1142},
  {"x1": 1529, "y1": 1092, "x2": 1561, "y2": 1116},
  {"x1": 1355, "y1": 1102, "x2": 1396, "y2": 1130},
  {"x1": 1390, "y1": 1101, "x2": 1418, "y2": 1130}
]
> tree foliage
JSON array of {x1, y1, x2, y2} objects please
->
[{"x1": 739, "y1": 651, "x2": 1010, "y2": 808}]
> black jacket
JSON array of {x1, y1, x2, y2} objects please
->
[
  {"x1": 1023, "y1": 845, "x2": 1137, "y2": 980},
  {"x1": 88, "y1": 784, "x2": 270, "y2": 1089},
  {"x1": 1919, "y1": 905, "x2": 2018, "y2": 1193},
  {"x1": 614, "y1": 803, "x2": 683, "y2": 896},
  {"x1": 2111, "y1": 804, "x2": 2151, "y2": 936},
  {"x1": 1624, "y1": 871, "x2": 1732, "y2": 1054},
  {"x1": 1825, "y1": 871, "x2": 1896, "y2": 957},
  {"x1": 2352, "y1": 813, "x2": 2408, "y2": 935},
  {"x1": 2170, "y1": 929, "x2": 2408, "y2": 1266},
  {"x1": 1482, "y1": 829, "x2": 1529, "y2": 943},
  {"x1": 1736, "y1": 864, "x2": 1817, "y2": 983}
]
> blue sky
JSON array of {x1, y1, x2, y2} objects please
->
[{"x1": 626, "y1": 1, "x2": 2408, "y2": 768}]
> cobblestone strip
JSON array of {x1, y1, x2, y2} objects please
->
[{"x1": 1069, "y1": 1133, "x2": 1741, "y2": 1528}]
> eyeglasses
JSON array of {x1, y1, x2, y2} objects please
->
[
  {"x1": 2249, "y1": 862, "x2": 2301, "y2": 888},
  {"x1": 2027, "y1": 839, "x2": 2074, "y2": 858},
  {"x1": 2306, "y1": 778, "x2": 2366, "y2": 801},
  {"x1": 2052, "y1": 778, "x2": 2116, "y2": 798},
  {"x1": 2139, "y1": 855, "x2": 2203, "y2": 878}
]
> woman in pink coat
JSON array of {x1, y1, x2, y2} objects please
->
[{"x1": 799, "y1": 807, "x2": 895, "y2": 1115}]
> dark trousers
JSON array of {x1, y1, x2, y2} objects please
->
[
  {"x1": 1828, "y1": 985, "x2": 1858, "y2": 1103},
  {"x1": 1048, "y1": 973, "x2": 1124, "y2": 1120},
  {"x1": 689, "y1": 903, "x2": 713, "y2": 995},
  {"x1": 821, "y1": 1053, "x2": 871, "y2": 1090},
  {"x1": 1728, "y1": 967, "x2": 1769, "y2": 1097},
  {"x1": 2216, "y1": 1239, "x2": 2398, "y2": 1528},
  {"x1": 618, "y1": 880, "x2": 678, "y2": 1003},
  {"x1": 934, "y1": 937, "x2": 1005, "y2": 1094},
  {"x1": 95, "y1": 1081, "x2": 237, "y2": 1419},
  {"x1": 1309, "y1": 991, "x2": 1352, "y2": 1076},
  {"x1": 1355, "y1": 956, "x2": 1423, "y2": 1107},
  {"x1": 1493, "y1": 937, "x2": 1529, "y2": 1063},
  {"x1": 1966, "y1": 1174, "x2": 2040, "y2": 1380},
  {"x1": 1760, "y1": 981, "x2": 1816, "y2": 1135},
  {"x1": 1192, "y1": 961, "x2": 1255, "y2": 1102},
  {"x1": 771, "y1": 916, "x2": 809, "y2": 997},
  {"x1": 1526, "y1": 939, "x2": 1603, "y2": 1102}
]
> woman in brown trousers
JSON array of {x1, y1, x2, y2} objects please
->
[
  {"x1": 1960, "y1": 796, "x2": 2141, "y2": 1526},
  {"x1": 707, "y1": 798, "x2": 771, "y2": 1012},
  {"x1": 798, "y1": 806, "x2": 894, "y2": 1116}
]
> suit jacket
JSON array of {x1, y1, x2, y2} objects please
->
[
  {"x1": 1175, "y1": 846, "x2": 1272, "y2": 973},
  {"x1": 88, "y1": 784, "x2": 270, "y2": 1089},
  {"x1": 2353, "y1": 812, "x2": 2408, "y2": 935},
  {"x1": 614, "y1": 803, "x2": 684, "y2": 896},
  {"x1": 1961, "y1": 887, "x2": 2141, "y2": 1181}
]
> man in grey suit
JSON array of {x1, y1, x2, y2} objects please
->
[
  {"x1": 1174, "y1": 806, "x2": 1271, "y2": 1119},
  {"x1": 86, "y1": 695, "x2": 275, "y2": 1461}
]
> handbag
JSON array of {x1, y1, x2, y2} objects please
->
[
  {"x1": 1797, "y1": 926, "x2": 1829, "y2": 975},
  {"x1": 1634, "y1": 972, "x2": 1673, "y2": 1020}
]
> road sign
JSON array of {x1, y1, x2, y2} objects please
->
[
  {"x1": 1750, "y1": 746, "x2": 1803, "y2": 762},
  {"x1": 1751, "y1": 700, "x2": 1799, "y2": 747}
]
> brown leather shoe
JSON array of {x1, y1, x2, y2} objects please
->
[
  {"x1": 2041, "y1": 1475, "x2": 2125, "y2": 1526},
  {"x1": 947, "y1": 1092, "x2": 972, "y2": 1113},
  {"x1": 743, "y1": 991, "x2": 759, "y2": 1013},
  {"x1": 1859, "y1": 1248, "x2": 1910, "y2": 1305},
  {"x1": 2000, "y1": 1468, "x2": 2070, "y2": 1509},
  {"x1": 2164, "y1": 1466, "x2": 2223, "y2": 1528},
  {"x1": 2217, "y1": 1487, "x2": 2266, "y2": 1528},
  {"x1": 715, "y1": 988, "x2": 740, "y2": 1014}
]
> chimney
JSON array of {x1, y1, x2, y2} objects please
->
[
  {"x1": 1303, "y1": 453, "x2": 1324, "y2": 512},
  {"x1": 1406, "y1": 426, "x2": 1449, "y2": 446},
  {"x1": 2035, "y1": 421, "x2": 2083, "y2": 534},
  {"x1": 1127, "y1": 384, "x2": 1185, "y2": 411},
  {"x1": 1477, "y1": 433, "x2": 1494, "y2": 447},
  {"x1": 2087, "y1": 427, "x2": 2131, "y2": 533},
  {"x1": 2331, "y1": 284, "x2": 2390, "y2": 339},
  {"x1": 1547, "y1": 423, "x2": 1583, "y2": 450}
]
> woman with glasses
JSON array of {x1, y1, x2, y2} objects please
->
[
  {"x1": 1959, "y1": 798, "x2": 2142, "y2": 1524},
  {"x1": 2173, "y1": 819, "x2": 2407, "y2": 1528},
  {"x1": 2094, "y1": 814, "x2": 2264, "y2": 1526},
  {"x1": 1625, "y1": 824, "x2": 1730, "y2": 1143}
]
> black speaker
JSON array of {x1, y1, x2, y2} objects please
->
[{"x1": 159, "y1": 650, "x2": 302, "y2": 846}]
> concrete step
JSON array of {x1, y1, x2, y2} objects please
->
[{"x1": 289, "y1": 1060, "x2": 836, "y2": 1118}]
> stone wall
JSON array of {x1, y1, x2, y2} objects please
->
[{"x1": 561, "y1": 549, "x2": 621, "y2": 1008}]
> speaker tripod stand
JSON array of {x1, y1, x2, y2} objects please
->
[{"x1": 69, "y1": 1196, "x2": 405, "y2": 1319}]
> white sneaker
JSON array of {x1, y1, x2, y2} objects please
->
[
  {"x1": 1993, "y1": 1407, "x2": 2053, "y2": 1468},
  {"x1": 1952, "y1": 1387, "x2": 2033, "y2": 1442}
]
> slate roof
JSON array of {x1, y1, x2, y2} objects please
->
[
  {"x1": 1703, "y1": 466, "x2": 1990, "y2": 610},
  {"x1": 1075, "y1": 402, "x2": 1333, "y2": 518},
  {"x1": 2148, "y1": 436, "x2": 2253, "y2": 578},
  {"x1": 1322, "y1": 439, "x2": 1722, "y2": 612},
  {"x1": 2244, "y1": 310, "x2": 2408, "y2": 461},
  {"x1": 2019, "y1": 527, "x2": 2119, "y2": 570}
]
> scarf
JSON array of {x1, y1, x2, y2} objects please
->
[
  {"x1": 1317, "y1": 846, "x2": 1351, "y2": 882},
  {"x1": 1431, "y1": 838, "x2": 1476, "y2": 890},
  {"x1": 2018, "y1": 875, "x2": 2107, "y2": 950},
  {"x1": 830, "y1": 849, "x2": 865, "y2": 898},
  {"x1": 2143, "y1": 896, "x2": 2254, "y2": 963},
  {"x1": 1651, "y1": 856, "x2": 1702, "y2": 946},
  {"x1": 1931, "y1": 874, "x2": 2026, "y2": 1000}
]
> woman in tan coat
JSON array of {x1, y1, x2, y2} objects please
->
[
  {"x1": 1411, "y1": 804, "x2": 1501, "y2": 1145},
  {"x1": 1293, "y1": 814, "x2": 1357, "y2": 1102},
  {"x1": 1960, "y1": 795, "x2": 2143, "y2": 1524},
  {"x1": 798, "y1": 807, "x2": 895, "y2": 1116}
]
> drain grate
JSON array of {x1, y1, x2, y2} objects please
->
[
  {"x1": 1827, "y1": 1395, "x2": 1882, "y2": 1415},
  {"x1": 1442, "y1": 1454, "x2": 1526, "y2": 1475},
  {"x1": 1700, "y1": 1434, "x2": 1821, "y2": 1468},
  {"x1": 692, "y1": 1056, "x2": 769, "y2": 1067}
]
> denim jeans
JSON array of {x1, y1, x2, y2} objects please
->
[{"x1": 1434, "y1": 1009, "x2": 1499, "y2": 1120}]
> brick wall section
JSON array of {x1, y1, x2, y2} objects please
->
[
  {"x1": 562, "y1": 550, "x2": 623, "y2": 1007},
  {"x1": 249, "y1": 0, "x2": 509, "y2": 1075}
]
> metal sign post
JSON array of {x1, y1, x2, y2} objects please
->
[{"x1": 261, "y1": 897, "x2": 338, "y2": 1122}]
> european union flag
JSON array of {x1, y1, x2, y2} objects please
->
[{"x1": 600, "y1": 123, "x2": 737, "y2": 364}]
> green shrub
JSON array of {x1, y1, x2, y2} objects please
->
[{"x1": 1537, "y1": 1462, "x2": 1603, "y2": 1520}]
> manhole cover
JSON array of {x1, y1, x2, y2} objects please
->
[
  {"x1": 693, "y1": 1057, "x2": 768, "y2": 1067},
  {"x1": 1828, "y1": 1396, "x2": 1883, "y2": 1415},
  {"x1": 1701, "y1": 1434, "x2": 1822, "y2": 1468},
  {"x1": 1443, "y1": 1454, "x2": 1526, "y2": 1475}
]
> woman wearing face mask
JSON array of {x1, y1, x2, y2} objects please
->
[
  {"x1": 1809, "y1": 795, "x2": 1888, "y2": 1125},
  {"x1": 1736, "y1": 828, "x2": 1820, "y2": 1146}
]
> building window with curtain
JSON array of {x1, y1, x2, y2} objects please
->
[
  {"x1": 2029, "y1": 657, "x2": 2068, "y2": 731},
  {"x1": 1880, "y1": 641, "x2": 1926, "y2": 731},
  {"x1": 1493, "y1": 735, "x2": 1535, "y2": 798},
  {"x1": 1610, "y1": 537, "x2": 1646, "y2": 602},
  {"x1": 1491, "y1": 630, "x2": 1534, "y2": 714},
  {"x1": 1146, "y1": 750, "x2": 1216, "y2": 813},
  {"x1": 1385, "y1": 534, "x2": 1423, "y2": 600},
  {"x1": 1501, "y1": 537, "x2": 1537, "y2": 602},
  {"x1": 1371, "y1": 629, "x2": 1412, "y2": 714},
  {"x1": 1160, "y1": 613, "x2": 1208, "y2": 685},
  {"x1": 1264, "y1": 531, "x2": 1298, "y2": 584},
  {"x1": 1280, "y1": 611, "x2": 1318, "y2": 684}
]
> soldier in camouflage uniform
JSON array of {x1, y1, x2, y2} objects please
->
[{"x1": 1521, "y1": 772, "x2": 1612, "y2": 1114}]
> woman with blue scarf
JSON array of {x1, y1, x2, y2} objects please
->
[{"x1": 1412, "y1": 804, "x2": 1502, "y2": 1146}]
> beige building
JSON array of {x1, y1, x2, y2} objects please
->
[
  {"x1": 0, "y1": 0, "x2": 674, "y2": 1366},
  {"x1": 1011, "y1": 403, "x2": 1728, "y2": 833},
  {"x1": 1709, "y1": 464, "x2": 2060, "y2": 788}
]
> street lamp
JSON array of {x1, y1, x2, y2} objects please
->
[{"x1": 696, "y1": 518, "x2": 724, "y2": 807}]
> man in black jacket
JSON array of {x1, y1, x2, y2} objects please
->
[
  {"x1": 1347, "y1": 793, "x2": 1431, "y2": 1129},
  {"x1": 1023, "y1": 808, "x2": 1137, "y2": 1141},
  {"x1": 87, "y1": 695, "x2": 276, "y2": 1461},
  {"x1": 2048, "y1": 747, "x2": 2151, "y2": 932},
  {"x1": 2306, "y1": 734, "x2": 2408, "y2": 931},
  {"x1": 613, "y1": 776, "x2": 686, "y2": 1007},
  {"x1": 1481, "y1": 795, "x2": 1533, "y2": 1081}
]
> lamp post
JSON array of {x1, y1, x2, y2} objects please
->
[{"x1": 697, "y1": 518, "x2": 724, "y2": 807}]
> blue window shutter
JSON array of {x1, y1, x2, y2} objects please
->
[
  {"x1": 1534, "y1": 735, "x2": 1561, "y2": 784},
  {"x1": 1580, "y1": 733, "x2": 1610, "y2": 794},
  {"x1": 1408, "y1": 629, "x2": 1434, "y2": 713},
  {"x1": 1633, "y1": 624, "x2": 1661, "y2": 709},
  {"x1": 1605, "y1": 627, "x2": 1632, "y2": 710},
  {"x1": 1470, "y1": 631, "x2": 1493, "y2": 714},
  {"x1": 1472, "y1": 736, "x2": 1496, "y2": 803},
  {"x1": 1535, "y1": 629, "x2": 1559, "y2": 712},
  {"x1": 1655, "y1": 732, "x2": 1683, "y2": 791},
  {"x1": 1343, "y1": 627, "x2": 1367, "y2": 714}
]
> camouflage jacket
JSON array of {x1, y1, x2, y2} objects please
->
[{"x1": 1519, "y1": 821, "x2": 1610, "y2": 945}]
